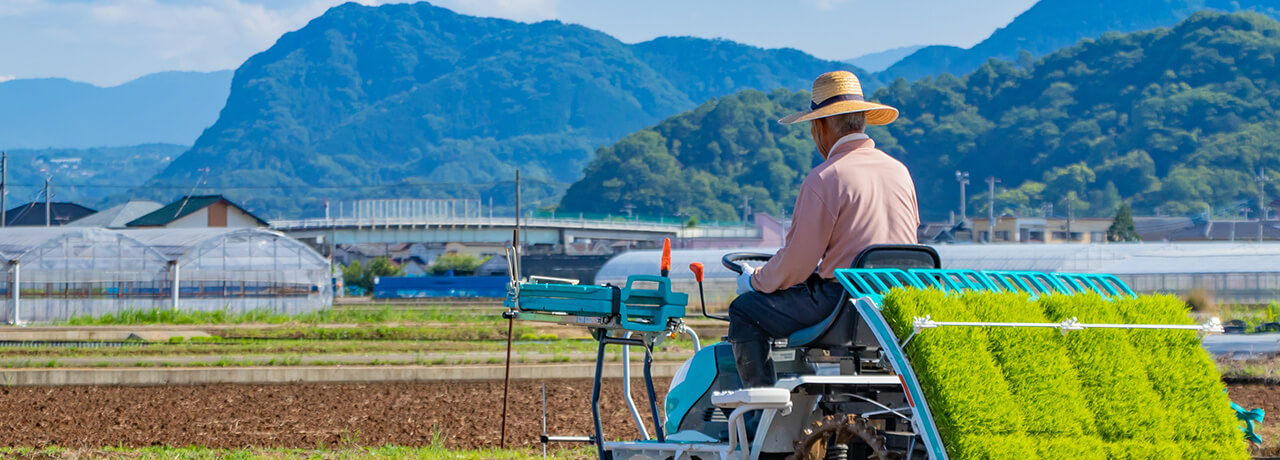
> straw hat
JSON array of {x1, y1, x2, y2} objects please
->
[{"x1": 778, "y1": 71, "x2": 898, "y2": 125}]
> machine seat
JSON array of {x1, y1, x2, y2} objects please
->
[
  {"x1": 785, "y1": 244, "x2": 940, "y2": 351},
  {"x1": 785, "y1": 301, "x2": 856, "y2": 349}
]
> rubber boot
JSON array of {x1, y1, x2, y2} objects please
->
[
  {"x1": 732, "y1": 339, "x2": 777, "y2": 388},
  {"x1": 732, "y1": 340, "x2": 777, "y2": 441}
]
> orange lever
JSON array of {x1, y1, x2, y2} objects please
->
[
  {"x1": 689, "y1": 262, "x2": 704, "y2": 283},
  {"x1": 660, "y1": 238, "x2": 671, "y2": 276}
]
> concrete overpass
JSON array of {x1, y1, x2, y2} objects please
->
[{"x1": 271, "y1": 216, "x2": 759, "y2": 247}]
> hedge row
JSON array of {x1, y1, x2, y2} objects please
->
[{"x1": 879, "y1": 289, "x2": 1249, "y2": 459}]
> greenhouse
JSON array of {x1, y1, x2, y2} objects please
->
[{"x1": 0, "y1": 227, "x2": 331, "y2": 323}]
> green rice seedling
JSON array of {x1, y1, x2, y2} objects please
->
[
  {"x1": 1037, "y1": 293, "x2": 1173, "y2": 443},
  {"x1": 960, "y1": 291, "x2": 1096, "y2": 438},
  {"x1": 1113, "y1": 295, "x2": 1246, "y2": 457},
  {"x1": 947, "y1": 434, "x2": 1039, "y2": 459},
  {"x1": 881, "y1": 289, "x2": 1026, "y2": 444},
  {"x1": 1033, "y1": 437, "x2": 1107, "y2": 459},
  {"x1": 1103, "y1": 439, "x2": 1182, "y2": 459}
]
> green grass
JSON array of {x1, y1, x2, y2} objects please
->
[
  {"x1": 1213, "y1": 301, "x2": 1280, "y2": 333},
  {"x1": 880, "y1": 289, "x2": 1251, "y2": 460},
  {"x1": 0, "y1": 445, "x2": 591, "y2": 459},
  {"x1": 59, "y1": 306, "x2": 493, "y2": 326}
]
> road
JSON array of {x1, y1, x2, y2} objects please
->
[{"x1": 1202, "y1": 333, "x2": 1280, "y2": 356}]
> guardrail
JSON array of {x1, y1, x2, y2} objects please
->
[{"x1": 271, "y1": 217, "x2": 760, "y2": 239}]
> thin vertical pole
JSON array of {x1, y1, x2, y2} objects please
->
[
  {"x1": 10, "y1": 262, "x2": 19, "y2": 325},
  {"x1": 1258, "y1": 168, "x2": 1268, "y2": 242},
  {"x1": 44, "y1": 176, "x2": 52, "y2": 227},
  {"x1": 500, "y1": 171, "x2": 520, "y2": 449},
  {"x1": 171, "y1": 262, "x2": 180, "y2": 311},
  {"x1": 1, "y1": 151, "x2": 6, "y2": 227},
  {"x1": 986, "y1": 177, "x2": 999, "y2": 242}
]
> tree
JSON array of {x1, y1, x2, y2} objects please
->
[
  {"x1": 428, "y1": 253, "x2": 490, "y2": 275},
  {"x1": 342, "y1": 260, "x2": 364, "y2": 291},
  {"x1": 1107, "y1": 204, "x2": 1142, "y2": 242},
  {"x1": 342, "y1": 257, "x2": 405, "y2": 292}
]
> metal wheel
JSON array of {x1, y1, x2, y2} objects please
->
[{"x1": 791, "y1": 414, "x2": 892, "y2": 460}]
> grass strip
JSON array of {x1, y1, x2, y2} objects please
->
[{"x1": 59, "y1": 306, "x2": 493, "y2": 326}]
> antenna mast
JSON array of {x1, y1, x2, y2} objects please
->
[{"x1": 174, "y1": 167, "x2": 211, "y2": 219}]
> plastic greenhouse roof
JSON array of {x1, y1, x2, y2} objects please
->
[
  {"x1": 0, "y1": 227, "x2": 325, "y2": 266},
  {"x1": 595, "y1": 242, "x2": 1280, "y2": 283}
]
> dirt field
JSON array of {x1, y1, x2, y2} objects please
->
[
  {"x1": 0, "y1": 380, "x2": 1271, "y2": 454},
  {"x1": 1230, "y1": 382, "x2": 1280, "y2": 457},
  {"x1": 0, "y1": 380, "x2": 669, "y2": 450}
]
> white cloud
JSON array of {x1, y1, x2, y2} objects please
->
[
  {"x1": 812, "y1": 0, "x2": 847, "y2": 11},
  {"x1": 0, "y1": 75, "x2": 15, "y2": 83},
  {"x1": 0, "y1": 0, "x2": 368, "y2": 85}
]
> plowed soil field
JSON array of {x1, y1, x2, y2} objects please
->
[
  {"x1": 0, "y1": 380, "x2": 668, "y2": 450},
  {"x1": 0, "y1": 380, "x2": 1271, "y2": 453}
]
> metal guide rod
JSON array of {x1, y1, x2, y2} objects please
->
[
  {"x1": 902, "y1": 315, "x2": 1224, "y2": 347},
  {"x1": 541, "y1": 383, "x2": 547, "y2": 460},
  {"x1": 621, "y1": 332, "x2": 651, "y2": 440},
  {"x1": 499, "y1": 226, "x2": 518, "y2": 449}
]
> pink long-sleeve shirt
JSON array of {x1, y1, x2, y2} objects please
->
[{"x1": 750, "y1": 133, "x2": 920, "y2": 293}]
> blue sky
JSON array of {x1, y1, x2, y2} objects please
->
[{"x1": 0, "y1": 0, "x2": 1038, "y2": 87}]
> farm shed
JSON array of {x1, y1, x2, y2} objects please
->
[{"x1": 0, "y1": 227, "x2": 330, "y2": 323}]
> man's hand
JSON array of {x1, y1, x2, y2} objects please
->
[{"x1": 736, "y1": 262, "x2": 756, "y2": 295}]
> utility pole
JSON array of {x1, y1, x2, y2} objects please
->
[
  {"x1": 1066, "y1": 198, "x2": 1074, "y2": 243},
  {"x1": 955, "y1": 171, "x2": 970, "y2": 222},
  {"x1": 621, "y1": 203, "x2": 636, "y2": 218},
  {"x1": 739, "y1": 195, "x2": 752, "y2": 226},
  {"x1": 43, "y1": 176, "x2": 52, "y2": 227},
  {"x1": 1258, "y1": 168, "x2": 1269, "y2": 242},
  {"x1": 985, "y1": 177, "x2": 999, "y2": 243},
  {"x1": 1, "y1": 151, "x2": 6, "y2": 228},
  {"x1": 515, "y1": 169, "x2": 522, "y2": 254}
]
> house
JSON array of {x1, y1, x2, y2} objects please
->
[
  {"x1": 126, "y1": 195, "x2": 267, "y2": 229},
  {"x1": 3, "y1": 202, "x2": 96, "y2": 227},
  {"x1": 67, "y1": 200, "x2": 163, "y2": 228},
  {"x1": 968, "y1": 217, "x2": 1115, "y2": 243}
]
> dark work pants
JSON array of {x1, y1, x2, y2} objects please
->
[{"x1": 728, "y1": 274, "x2": 846, "y2": 344}]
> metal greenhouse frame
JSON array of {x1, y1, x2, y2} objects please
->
[{"x1": 0, "y1": 227, "x2": 331, "y2": 324}]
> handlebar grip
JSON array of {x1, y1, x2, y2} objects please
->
[{"x1": 689, "y1": 262, "x2": 704, "y2": 283}]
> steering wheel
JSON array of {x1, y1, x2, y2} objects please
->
[{"x1": 721, "y1": 252, "x2": 774, "y2": 274}]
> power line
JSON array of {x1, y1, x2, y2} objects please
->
[{"x1": 0, "y1": 178, "x2": 567, "y2": 191}]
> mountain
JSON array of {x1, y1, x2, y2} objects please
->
[
  {"x1": 562, "y1": 12, "x2": 1280, "y2": 223},
  {"x1": 0, "y1": 144, "x2": 182, "y2": 209},
  {"x1": 145, "y1": 1, "x2": 870, "y2": 218},
  {"x1": 560, "y1": 89, "x2": 813, "y2": 221},
  {"x1": 0, "y1": 71, "x2": 232, "y2": 149},
  {"x1": 880, "y1": 0, "x2": 1280, "y2": 82},
  {"x1": 845, "y1": 45, "x2": 927, "y2": 72}
]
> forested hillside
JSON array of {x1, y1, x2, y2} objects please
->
[
  {"x1": 1, "y1": 144, "x2": 182, "y2": 209},
  {"x1": 881, "y1": 0, "x2": 1279, "y2": 82},
  {"x1": 144, "y1": 1, "x2": 865, "y2": 217},
  {"x1": 562, "y1": 12, "x2": 1280, "y2": 222}
]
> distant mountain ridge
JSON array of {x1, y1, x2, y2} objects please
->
[
  {"x1": 880, "y1": 0, "x2": 1280, "y2": 81},
  {"x1": 564, "y1": 12, "x2": 1280, "y2": 223},
  {"x1": 0, "y1": 71, "x2": 232, "y2": 149},
  {"x1": 145, "y1": 1, "x2": 870, "y2": 217},
  {"x1": 845, "y1": 45, "x2": 926, "y2": 72}
]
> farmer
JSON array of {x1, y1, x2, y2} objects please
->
[{"x1": 730, "y1": 70, "x2": 920, "y2": 388}]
